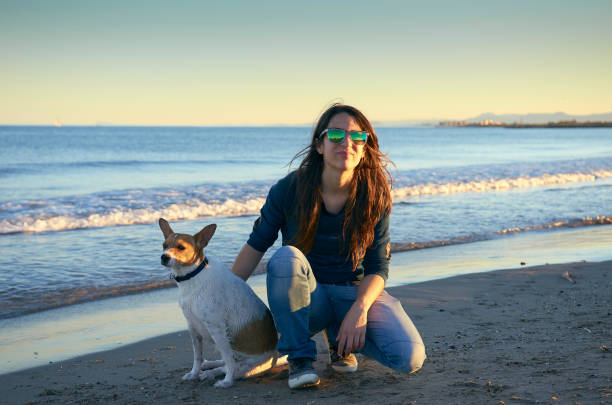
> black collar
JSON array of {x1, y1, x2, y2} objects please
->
[{"x1": 172, "y1": 257, "x2": 208, "y2": 283}]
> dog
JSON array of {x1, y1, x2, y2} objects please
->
[{"x1": 158, "y1": 218, "x2": 282, "y2": 388}]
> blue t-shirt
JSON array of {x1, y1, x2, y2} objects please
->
[{"x1": 247, "y1": 171, "x2": 390, "y2": 284}]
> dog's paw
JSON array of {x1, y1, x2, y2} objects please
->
[
  {"x1": 198, "y1": 365, "x2": 226, "y2": 381},
  {"x1": 214, "y1": 378, "x2": 234, "y2": 388},
  {"x1": 182, "y1": 371, "x2": 199, "y2": 381},
  {"x1": 199, "y1": 368, "x2": 225, "y2": 381}
]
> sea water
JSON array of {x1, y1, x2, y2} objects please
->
[
  {"x1": 0, "y1": 125, "x2": 611, "y2": 372},
  {"x1": 1, "y1": 125, "x2": 611, "y2": 318}
]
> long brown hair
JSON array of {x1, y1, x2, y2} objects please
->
[{"x1": 290, "y1": 104, "x2": 393, "y2": 269}]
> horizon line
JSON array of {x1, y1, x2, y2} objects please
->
[{"x1": 2, "y1": 110, "x2": 611, "y2": 128}]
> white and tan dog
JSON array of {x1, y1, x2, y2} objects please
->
[{"x1": 159, "y1": 218, "x2": 282, "y2": 388}]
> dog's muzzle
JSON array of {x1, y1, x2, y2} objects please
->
[{"x1": 161, "y1": 254, "x2": 170, "y2": 266}]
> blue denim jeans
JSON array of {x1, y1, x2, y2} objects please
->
[{"x1": 266, "y1": 246, "x2": 426, "y2": 373}]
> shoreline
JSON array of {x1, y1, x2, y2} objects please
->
[
  {"x1": 1, "y1": 225, "x2": 612, "y2": 377},
  {"x1": 2, "y1": 259, "x2": 610, "y2": 404},
  {"x1": 5, "y1": 220, "x2": 612, "y2": 321}
]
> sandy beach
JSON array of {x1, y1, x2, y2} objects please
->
[{"x1": 2, "y1": 260, "x2": 610, "y2": 405}]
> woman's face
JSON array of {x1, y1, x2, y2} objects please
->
[{"x1": 316, "y1": 112, "x2": 366, "y2": 174}]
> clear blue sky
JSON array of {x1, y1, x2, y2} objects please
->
[{"x1": 1, "y1": 0, "x2": 610, "y2": 125}]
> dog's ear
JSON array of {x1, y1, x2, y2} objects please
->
[
  {"x1": 195, "y1": 224, "x2": 216, "y2": 248},
  {"x1": 158, "y1": 218, "x2": 174, "y2": 238}
]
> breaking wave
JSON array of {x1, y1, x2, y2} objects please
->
[
  {"x1": 390, "y1": 216, "x2": 612, "y2": 253},
  {"x1": 391, "y1": 170, "x2": 612, "y2": 199},
  {"x1": 0, "y1": 198, "x2": 265, "y2": 235},
  {"x1": 1, "y1": 168, "x2": 611, "y2": 235}
]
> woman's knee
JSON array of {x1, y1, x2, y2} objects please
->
[
  {"x1": 267, "y1": 245, "x2": 309, "y2": 278},
  {"x1": 266, "y1": 246, "x2": 316, "y2": 314},
  {"x1": 385, "y1": 341, "x2": 427, "y2": 374}
]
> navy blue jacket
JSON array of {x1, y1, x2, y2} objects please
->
[{"x1": 247, "y1": 171, "x2": 390, "y2": 284}]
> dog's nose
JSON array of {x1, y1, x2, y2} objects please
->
[{"x1": 161, "y1": 254, "x2": 169, "y2": 265}]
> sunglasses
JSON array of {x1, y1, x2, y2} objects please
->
[{"x1": 319, "y1": 128, "x2": 368, "y2": 145}]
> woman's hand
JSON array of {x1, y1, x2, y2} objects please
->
[
  {"x1": 336, "y1": 302, "x2": 368, "y2": 355},
  {"x1": 335, "y1": 274, "x2": 385, "y2": 356}
]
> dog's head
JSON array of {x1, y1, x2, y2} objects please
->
[{"x1": 158, "y1": 218, "x2": 216, "y2": 272}]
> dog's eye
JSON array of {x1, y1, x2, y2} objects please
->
[{"x1": 177, "y1": 245, "x2": 185, "y2": 250}]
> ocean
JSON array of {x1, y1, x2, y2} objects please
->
[{"x1": 1, "y1": 125, "x2": 611, "y2": 372}]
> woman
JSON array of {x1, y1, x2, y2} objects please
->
[{"x1": 231, "y1": 104, "x2": 426, "y2": 389}]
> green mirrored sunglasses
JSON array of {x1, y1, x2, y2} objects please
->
[{"x1": 319, "y1": 128, "x2": 368, "y2": 145}]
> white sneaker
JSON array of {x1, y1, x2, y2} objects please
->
[{"x1": 288, "y1": 358, "x2": 320, "y2": 389}]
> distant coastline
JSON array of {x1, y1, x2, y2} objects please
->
[
  {"x1": 438, "y1": 120, "x2": 612, "y2": 128},
  {"x1": 375, "y1": 111, "x2": 612, "y2": 127}
]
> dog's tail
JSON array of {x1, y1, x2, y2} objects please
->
[
  {"x1": 271, "y1": 353, "x2": 288, "y2": 368},
  {"x1": 242, "y1": 353, "x2": 288, "y2": 378}
]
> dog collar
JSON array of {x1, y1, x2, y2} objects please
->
[{"x1": 172, "y1": 257, "x2": 208, "y2": 283}]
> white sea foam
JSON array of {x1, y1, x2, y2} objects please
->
[
  {"x1": 1, "y1": 169, "x2": 611, "y2": 235},
  {"x1": 0, "y1": 198, "x2": 266, "y2": 234},
  {"x1": 391, "y1": 170, "x2": 612, "y2": 199},
  {"x1": 497, "y1": 216, "x2": 612, "y2": 234}
]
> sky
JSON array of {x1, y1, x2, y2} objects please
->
[{"x1": 1, "y1": 0, "x2": 611, "y2": 126}]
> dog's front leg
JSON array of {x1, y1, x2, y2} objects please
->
[
  {"x1": 182, "y1": 328, "x2": 204, "y2": 381},
  {"x1": 206, "y1": 324, "x2": 237, "y2": 388}
]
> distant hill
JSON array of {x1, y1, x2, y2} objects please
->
[
  {"x1": 375, "y1": 111, "x2": 612, "y2": 126},
  {"x1": 466, "y1": 112, "x2": 612, "y2": 125}
]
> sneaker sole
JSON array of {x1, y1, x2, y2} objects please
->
[
  {"x1": 288, "y1": 372, "x2": 320, "y2": 389},
  {"x1": 331, "y1": 363, "x2": 358, "y2": 373}
]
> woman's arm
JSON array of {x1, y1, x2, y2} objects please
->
[
  {"x1": 335, "y1": 273, "x2": 385, "y2": 355},
  {"x1": 234, "y1": 173, "x2": 296, "y2": 280},
  {"x1": 230, "y1": 243, "x2": 265, "y2": 281}
]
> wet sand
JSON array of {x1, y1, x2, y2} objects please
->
[{"x1": 2, "y1": 260, "x2": 611, "y2": 404}]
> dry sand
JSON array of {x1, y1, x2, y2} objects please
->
[{"x1": 2, "y1": 260, "x2": 611, "y2": 404}]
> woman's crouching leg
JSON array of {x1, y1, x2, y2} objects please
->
[
  {"x1": 361, "y1": 291, "x2": 427, "y2": 373},
  {"x1": 266, "y1": 246, "x2": 320, "y2": 360}
]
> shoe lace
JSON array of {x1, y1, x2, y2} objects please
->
[{"x1": 330, "y1": 349, "x2": 350, "y2": 362}]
